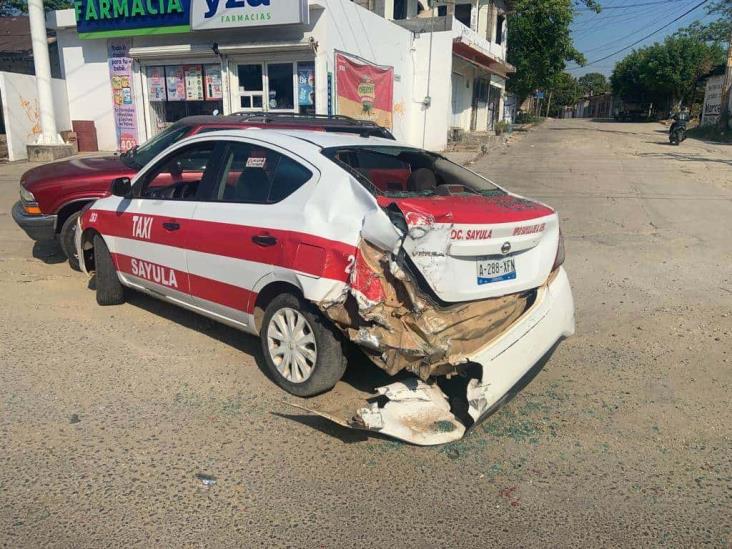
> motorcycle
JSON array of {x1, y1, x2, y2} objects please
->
[{"x1": 669, "y1": 113, "x2": 689, "y2": 146}]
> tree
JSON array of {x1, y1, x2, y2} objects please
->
[
  {"x1": 0, "y1": 0, "x2": 73, "y2": 16},
  {"x1": 546, "y1": 72, "x2": 581, "y2": 115},
  {"x1": 675, "y1": 1, "x2": 731, "y2": 45},
  {"x1": 577, "y1": 72, "x2": 609, "y2": 96},
  {"x1": 611, "y1": 35, "x2": 725, "y2": 112},
  {"x1": 506, "y1": 0, "x2": 590, "y2": 103}
]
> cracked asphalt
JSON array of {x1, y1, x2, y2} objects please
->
[{"x1": 1, "y1": 118, "x2": 730, "y2": 547}]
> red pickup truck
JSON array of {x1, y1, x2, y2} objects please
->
[{"x1": 12, "y1": 113, "x2": 393, "y2": 269}]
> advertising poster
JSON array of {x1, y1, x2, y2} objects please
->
[
  {"x1": 184, "y1": 65, "x2": 204, "y2": 101},
  {"x1": 147, "y1": 66, "x2": 167, "y2": 101},
  {"x1": 298, "y1": 65, "x2": 314, "y2": 107},
  {"x1": 107, "y1": 39, "x2": 137, "y2": 152},
  {"x1": 204, "y1": 64, "x2": 223, "y2": 100},
  {"x1": 165, "y1": 65, "x2": 186, "y2": 101},
  {"x1": 335, "y1": 53, "x2": 393, "y2": 129}
]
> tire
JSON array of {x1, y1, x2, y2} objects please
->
[
  {"x1": 58, "y1": 211, "x2": 81, "y2": 271},
  {"x1": 260, "y1": 293, "x2": 347, "y2": 397},
  {"x1": 93, "y1": 234, "x2": 125, "y2": 306},
  {"x1": 670, "y1": 132, "x2": 679, "y2": 145}
]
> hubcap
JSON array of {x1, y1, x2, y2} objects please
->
[{"x1": 266, "y1": 307, "x2": 317, "y2": 383}]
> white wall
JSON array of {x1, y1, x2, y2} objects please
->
[
  {"x1": 315, "y1": 0, "x2": 416, "y2": 142},
  {"x1": 55, "y1": 29, "x2": 117, "y2": 151},
  {"x1": 0, "y1": 71, "x2": 71, "y2": 160},
  {"x1": 408, "y1": 31, "x2": 453, "y2": 150}
]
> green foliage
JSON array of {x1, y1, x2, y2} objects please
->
[
  {"x1": 675, "y1": 1, "x2": 732, "y2": 45},
  {"x1": 611, "y1": 35, "x2": 725, "y2": 111},
  {"x1": 495, "y1": 120, "x2": 511, "y2": 135},
  {"x1": 506, "y1": 0, "x2": 587, "y2": 103},
  {"x1": 0, "y1": 0, "x2": 73, "y2": 15},
  {"x1": 687, "y1": 124, "x2": 732, "y2": 143},
  {"x1": 578, "y1": 72, "x2": 610, "y2": 96},
  {"x1": 515, "y1": 112, "x2": 543, "y2": 124}
]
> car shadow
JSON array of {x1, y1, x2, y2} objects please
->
[
  {"x1": 32, "y1": 239, "x2": 66, "y2": 265},
  {"x1": 636, "y1": 151, "x2": 732, "y2": 166},
  {"x1": 118, "y1": 289, "x2": 402, "y2": 443}
]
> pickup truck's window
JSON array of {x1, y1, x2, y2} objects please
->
[
  {"x1": 136, "y1": 142, "x2": 216, "y2": 200},
  {"x1": 212, "y1": 142, "x2": 312, "y2": 204},
  {"x1": 322, "y1": 146, "x2": 502, "y2": 198},
  {"x1": 121, "y1": 123, "x2": 191, "y2": 169}
]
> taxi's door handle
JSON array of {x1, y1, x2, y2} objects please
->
[
  {"x1": 252, "y1": 234, "x2": 277, "y2": 247},
  {"x1": 162, "y1": 221, "x2": 180, "y2": 231}
]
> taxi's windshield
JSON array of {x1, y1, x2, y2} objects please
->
[
  {"x1": 321, "y1": 146, "x2": 503, "y2": 198},
  {"x1": 121, "y1": 123, "x2": 191, "y2": 169}
]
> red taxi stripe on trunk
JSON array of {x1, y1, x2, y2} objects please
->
[
  {"x1": 113, "y1": 252, "x2": 258, "y2": 313},
  {"x1": 87, "y1": 209, "x2": 355, "y2": 282},
  {"x1": 377, "y1": 195, "x2": 554, "y2": 225}
]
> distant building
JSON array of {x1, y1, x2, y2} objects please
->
[
  {"x1": 0, "y1": 16, "x2": 61, "y2": 78},
  {"x1": 700, "y1": 65, "x2": 727, "y2": 127}
]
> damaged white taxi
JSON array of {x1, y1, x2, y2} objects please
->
[{"x1": 76, "y1": 129, "x2": 575, "y2": 445}]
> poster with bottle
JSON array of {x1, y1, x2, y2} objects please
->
[
  {"x1": 107, "y1": 39, "x2": 137, "y2": 152},
  {"x1": 165, "y1": 65, "x2": 186, "y2": 101},
  {"x1": 204, "y1": 64, "x2": 223, "y2": 100},
  {"x1": 184, "y1": 65, "x2": 204, "y2": 101},
  {"x1": 147, "y1": 66, "x2": 167, "y2": 101},
  {"x1": 298, "y1": 64, "x2": 315, "y2": 107}
]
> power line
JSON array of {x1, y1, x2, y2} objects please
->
[
  {"x1": 571, "y1": 0, "x2": 709, "y2": 69},
  {"x1": 576, "y1": 0, "x2": 687, "y2": 10}
]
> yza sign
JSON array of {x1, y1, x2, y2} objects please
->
[
  {"x1": 75, "y1": 0, "x2": 307, "y2": 38},
  {"x1": 191, "y1": 0, "x2": 308, "y2": 30}
]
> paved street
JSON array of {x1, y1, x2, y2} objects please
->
[{"x1": 1, "y1": 119, "x2": 730, "y2": 547}]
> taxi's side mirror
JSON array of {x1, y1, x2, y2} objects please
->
[{"x1": 110, "y1": 177, "x2": 131, "y2": 197}]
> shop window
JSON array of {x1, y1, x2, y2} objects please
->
[
  {"x1": 437, "y1": 5, "x2": 446, "y2": 16},
  {"x1": 496, "y1": 14, "x2": 505, "y2": 45},
  {"x1": 455, "y1": 3, "x2": 471, "y2": 27},
  {"x1": 297, "y1": 61, "x2": 315, "y2": 115},
  {"x1": 267, "y1": 63, "x2": 295, "y2": 111},
  {"x1": 147, "y1": 64, "x2": 223, "y2": 135},
  {"x1": 238, "y1": 64, "x2": 264, "y2": 111},
  {"x1": 393, "y1": 0, "x2": 407, "y2": 20}
]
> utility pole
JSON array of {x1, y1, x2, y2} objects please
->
[
  {"x1": 719, "y1": 30, "x2": 732, "y2": 130},
  {"x1": 28, "y1": 0, "x2": 62, "y2": 145}
]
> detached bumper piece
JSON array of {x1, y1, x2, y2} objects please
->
[
  {"x1": 11, "y1": 201, "x2": 57, "y2": 241},
  {"x1": 297, "y1": 267, "x2": 575, "y2": 446}
]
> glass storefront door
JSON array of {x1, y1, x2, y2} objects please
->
[{"x1": 232, "y1": 61, "x2": 315, "y2": 115}]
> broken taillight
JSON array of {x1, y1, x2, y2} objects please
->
[{"x1": 552, "y1": 229, "x2": 565, "y2": 270}]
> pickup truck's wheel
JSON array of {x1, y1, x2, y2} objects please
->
[
  {"x1": 93, "y1": 234, "x2": 125, "y2": 306},
  {"x1": 59, "y1": 211, "x2": 81, "y2": 271},
  {"x1": 260, "y1": 293, "x2": 346, "y2": 397}
]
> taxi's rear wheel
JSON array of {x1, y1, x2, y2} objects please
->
[
  {"x1": 260, "y1": 293, "x2": 346, "y2": 397},
  {"x1": 93, "y1": 234, "x2": 125, "y2": 306}
]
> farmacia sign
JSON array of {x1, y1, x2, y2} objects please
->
[{"x1": 74, "y1": 0, "x2": 307, "y2": 38}]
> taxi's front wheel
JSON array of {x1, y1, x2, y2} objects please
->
[
  {"x1": 93, "y1": 235, "x2": 125, "y2": 306},
  {"x1": 260, "y1": 293, "x2": 347, "y2": 397}
]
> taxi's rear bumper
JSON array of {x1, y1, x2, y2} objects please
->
[{"x1": 465, "y1": 266, "x2": 575, "y2": 423}]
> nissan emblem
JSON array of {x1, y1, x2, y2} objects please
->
[{"x1": 501, "y1": 241, "x2": 512, "y2": 254}]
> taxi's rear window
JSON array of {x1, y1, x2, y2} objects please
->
[{"x1": 321, "y1": 146, "x2": 502, "y2": 198}]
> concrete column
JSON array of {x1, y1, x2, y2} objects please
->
[{"x1": 28, "y1": 0, "x2": 63, "y2": 145}]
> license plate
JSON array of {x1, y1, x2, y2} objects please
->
[{"x1": 477, "y1": 257, "x2": 517, "y2": 284}]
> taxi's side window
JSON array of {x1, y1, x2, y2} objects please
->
[
  {"x1": 136, "y1": 142, "x2": 217, "y2": 200},
  {"x1": 212, "y1": 142, "x2": 312, "y2": 204}
]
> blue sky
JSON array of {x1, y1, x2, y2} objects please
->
[{"x1": 567, "y1": 0, "x2": 720, "y2": 76}]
